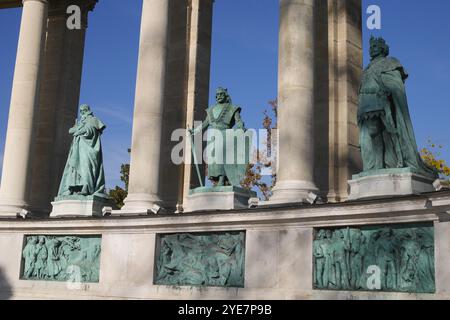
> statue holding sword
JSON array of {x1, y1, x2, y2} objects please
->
[{"x1": 188, "y1": 87, "x2": 250, "y2": 188}]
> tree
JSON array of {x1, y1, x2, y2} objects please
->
[
  {"x1": 420, "y1": 140, "x2": 450, "y2": 177},
  {"x1": 109, "y1": 149, "x2": 130, "y2": 208},
  {"x1": 241, "y1": 100, "x2": 278, "y2": 200}
]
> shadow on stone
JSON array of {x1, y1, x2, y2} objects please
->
[{"x1": 0, "y1": 267, "x2": 13, "y2": 300}]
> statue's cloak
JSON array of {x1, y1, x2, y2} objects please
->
[
  {"x1": 57, "y1": 115, "x2": 107, "y2": 197},
  {"x1": 358, "y1": 57, "x2": 437, "y2": 177}
]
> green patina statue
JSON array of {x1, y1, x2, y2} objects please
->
[
  {"x1": 155, "y1": 232, "x2": 245, "y2": 287},
  {"x1": 21, "y1": 235, "x2": 101, "y2": 283},
  {"x1": 189, "y1": 87, "x2": 250, "y2": 187},
  {"x1": 313, "y1": 223, "x2": 435, "y2": 293},
  {"x1": 57, "y1": 104, "x2": 107, "y2": 197},
  {"x1": 358, "y1": 36, "x2": 436, "y2": 177}
]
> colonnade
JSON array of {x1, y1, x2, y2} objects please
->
[{"x1": 0, "y1": 0, "x2": 362, "y2": 217}]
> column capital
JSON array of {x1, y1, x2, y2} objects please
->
[
  {"x1": 47, "y1": 0, "x2": 97, "y2": 14},
  {"x1": 47, "y1": 0, "x2": 98, "y2": 29},
  {"x1": 22, "y1": 0, "x2": 49, "y2": 4}
]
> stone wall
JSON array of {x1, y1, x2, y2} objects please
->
[{"x1": 1, "y1": 192, "x2": 449, "y2": 300}]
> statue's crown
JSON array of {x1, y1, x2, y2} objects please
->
[{"x1": 370, "y1": 35, "x2": 386, "y2": 47}]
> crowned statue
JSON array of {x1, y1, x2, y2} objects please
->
[{"x1": 357, "y1": 36, "x2": 437, "y2": 178}]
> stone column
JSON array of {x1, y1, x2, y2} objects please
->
[
  {"x1": 314, "y1": 0, "x2": 362, "y2": 203},
  {"x1": 122, "y1": 0, "x2": 170, "y2": 211},
  {"x1": 326, "y1": 0, "x2": 362, "y2": 202},
  {"x1": 29, "y1": 0, "x2": 97, "y2": 216},
  {"x1": 271, "y1": 0, "x2": 318, "y2": 203},
  {"x1": 0, "y1": 0, "x2": 48, "y2": 216},
  {"x1": 182, "y1": 0, "x2": 213, "y2": 204}
]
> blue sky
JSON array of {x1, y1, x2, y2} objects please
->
[{"x1": 0, "y1": 0, "x2": 449, "y2": 189}]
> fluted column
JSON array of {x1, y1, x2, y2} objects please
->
[
  {"x1": 122, "y1": 0, "x2": 170, "y2": 211},
  {"x1": 271, "y1": 0, "x2": 318, "y2": 203},
  {"x1": 0, "y1": 0, "x2": 48, "y2": 216}
]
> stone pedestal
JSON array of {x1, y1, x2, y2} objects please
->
[
  {"x1": 50, "y1": 195, "x2": 113, "y2": 218},
  {"x1": 348, "y1": 168, "x2": 436, "y2": 201},
  {"x1": 183, "y1": 186, "x2": 256, "y2": 212}
]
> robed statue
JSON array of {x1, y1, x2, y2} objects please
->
[
  {"x1": 358, "y1": 36, "x2": 436, "y2": 177},
  {"x1": 189, "y1": 87, "x2": 250, "y2": 187},
  {"x1": 57, "y1": 104, "x2": 107, "y2": 197}
]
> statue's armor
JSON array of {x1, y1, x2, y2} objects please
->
[
  {"x1": 358, "y1": 57, "x2": 407, "y2": 120},
  {"x1": 205, "y1": 103, "x2": 242, "y2": 180},
  {"x1": 206, "y1": 103, "x2": 240, "y2": 130},
  {"x1": 359, "y1": 59, "x2": 388, "y2": 119}
]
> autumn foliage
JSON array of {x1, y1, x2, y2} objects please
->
[
  {"x1": 420, "y1": 140, "x2": 450, "y2": 177},
  {"x1": 240, "y1": 100, "x2": 278, "y2": 200}
]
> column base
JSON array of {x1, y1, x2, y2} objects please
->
[
  {"x1": 269, "y1": 180, "x2": 319, "y2": 205},
  {"x1": 121, "y1": 193, "x2": 164, "y2": 215},
  {"x1": 28, "y1": 203, "x2": 52, "y2": 218},
  {"x1": 0, "y1": 197, "x2": 29, "y2": 218}
]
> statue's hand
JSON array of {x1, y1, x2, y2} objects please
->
[{"x1": 188, "y1": 127, "x2": 200, "y2": 135}]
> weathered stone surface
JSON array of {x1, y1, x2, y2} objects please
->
[
  {"x1": 50, "y1": 195, "x2": 112, "y2": 217},
  {"x1": 184, "y1": 186, "x2": 256, "y2": 212},
  {"x1": 348, "y1": 168, "x2": 435, "y2": 200}
]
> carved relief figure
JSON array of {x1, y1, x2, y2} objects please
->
[
  {"x1": 155, "y1": 232, "x2": 245, "y2": 287},
  {"x1": 21, "y1": 235, "x2": 101, "y2": 283},
  {"x1": 313, "y1": 224, "x2": 435, "y2": 293},
  {"x1": 34, "y1": 236, "x2": 48, "y2": 279},
  {"x1": 349, "y1": 229, "x2": 366, "y2": 289},
  {"x1": 331, "y1": 229, "x2": 350, "y2": 290},
  {"x1": 313, "y1": 229, "x2": 335, "y2": 289},
  {"x1": 375, "y1": 228, "x2": 398, "y2": 290},
  {"x1": 22, "y1": 236, "x2": 38, "y2": 278},
  {"x1": 313, "y1": 230, "x2": 326, "y2": 288}
]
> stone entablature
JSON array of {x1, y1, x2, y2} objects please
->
[{"x1": 0, "y1": 0, "x2": 22, "y2": 9}]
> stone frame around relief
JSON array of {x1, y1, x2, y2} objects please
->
[
  {"x1": 153, "y1": 231, "x2": 246, "y2": 288},
  {"x1": 312, "y1": 222, "x2": 436, "y2": 294},
  {"x1": 19, "y1": 234, "x2": 102, "y2": 283}
]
